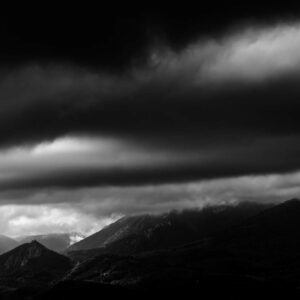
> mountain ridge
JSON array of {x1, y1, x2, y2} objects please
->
[
  {"x1": 67, "y1": 202, "x2": 273, "y2": 259},
  {"x1": 65, "y1": 199, "x2": 300, "y2": 292}
]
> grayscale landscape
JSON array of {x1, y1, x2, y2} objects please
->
[{"x1": 1, "y1": 4, "x2": 300, "y2": 299}]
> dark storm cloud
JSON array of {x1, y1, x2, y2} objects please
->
[
  {"x1": 1, "y1": 5, "x2": 300, "y2": 70},
  {"x1": 1, "y1": 62, "x2": 300, "y2": 149},
  {"x1": 2, "y1": 17, "x2": 300, "y2": 188}
]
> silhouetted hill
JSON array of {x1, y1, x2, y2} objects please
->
[
  {"x1": 0, "y1": 241, "x2": 72, "y2": 288},
  {"x1": 35, "y1": 278, "x2": 298, "y2": 300},
  {"x1": 0, "y1": 235, "x2": 19, "y2": 255},
  {"x1": 68, "y1": 202, "x2": 271, "y2": 260},
  {"x1": 17, "y1": 233, "x2": 84, "y2": 252}
]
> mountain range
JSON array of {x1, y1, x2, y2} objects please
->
[
  {"x1": 1, "y1": 199, "x2": 300, "y2": 299},
  {"x1": 65, "y1": 199, "x2": 300, "y2": 298},
  {"x1": 67, "y1": 202, "x2": 271, "y2": 259}
]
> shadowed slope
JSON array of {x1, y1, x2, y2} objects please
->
[
  {"x1": 0, "y1": 240, "x2": 72, "y2": 287},
  {"x1": 67, "y1": 199, "x2": 300, "y2": 291},
  {"x1": 68, "y1": 202, "x2": 271, "y2": 259}
]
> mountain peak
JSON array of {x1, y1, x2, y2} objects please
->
[
  {"x1": 16, "y1": 232, "x2": 84, "y2": 252},
  {"x1": 0, "y1": 240, "x2": 52, "y2": 271},
  {"x1": 25, "y1": 240, "x2": 47, "y2": 255},
  {"x1": 0, "y1": 239, "x2": 71, "y2": 270},
  {"x1": 0, "y1": 238, "x2": 72, "y2": 286},
  {"x1": 29, "y1": 239, "x2": 44, "y2": 246}
]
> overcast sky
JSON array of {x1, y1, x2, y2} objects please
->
[{"x1": 2, "y1": 7, "x2": 300, "y2": 237}]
